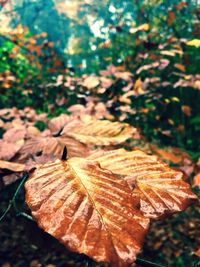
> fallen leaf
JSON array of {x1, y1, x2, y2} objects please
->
[
  {"x1": 175, "y1": 2, "x2": 187, "y2": 11},
  {"x1": 193, "y1": 173, "x2": 200, "y2": 187},
  {"x1": 88, "y1": 149, "x2": 197, "y2": 218},
  {"x1": 186, "y1": 39, "x2": 200, "y2": 47},
  {"x1": 48, "y1": 114, "x2": 72, "y2": 135},
  {"x1": 0, "y1": 140, "x2": 23, "y2": 160},
  {"x1": 82, "y1": 76, "x2": 100, "y2": 90},
  {"x1": 134, "y1": 78, "x2": 145, "y2": 95},
  {"x1": 25, "y1": 158, "x2": 149, "y2": 266},
  {"x1": 174, "y1": 63, "x2": 186, "y2": 72},
  {"x1": 62, "y1": 119, "x2": 136, "y2": 146},
  {"x1": 181, "y1": 105, "x2": 191, "y2": 116},
  {"x1": 167, "y1": 11, "x2": 176, "y2": 26},
  {"x1": 150, "y1": 145, "x2": 182, "y2": 164},
  {"x1": 0, "y1": 160, "x2": 25, "y2": 172},
  {"x1": 20, "y1": 136, "x2": 89, "y2": 159}
]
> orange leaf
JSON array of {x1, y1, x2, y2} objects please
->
[
  {"x1": 150, "y1": 145, "x2": 182, "y2": 164},
  {"x1": 134, "y1": 78, "x2": 145, "y2": 95},
  {"x1": 181, "y1": 105, "x2": 191, "y2": 116},
  {"x1": 167, "y1": 11, "x2": 176, "y2": 26},
  {"x1": 175, "y1": 2, "x2": 187, "y2": 11},
  {"x1": 88, "y1": 149, "x2": 197, "y2": 218},
  {"x1": 25, "y1": 158, "x2": 149, "y2": 266},
  {"x1": 193, "y1": 173, "x2": 200, "y2": 187},
  {"x1": 174, "y1": 63, "x2": 186, "y2": 72}
]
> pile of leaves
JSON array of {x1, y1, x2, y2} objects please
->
[{"x1": 0, "y1": 106, "x2": 199, "y2": 266}]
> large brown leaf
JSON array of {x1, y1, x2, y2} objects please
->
[
  {"x1": 25, "y1": 158, "x2": 149, "y2": 267},
  {"x1": 62, "y1": 119, "x2": 136, "y2": 146},
  {"x1": 88, "y1": 149, "x2": 197, "y2": 218}
]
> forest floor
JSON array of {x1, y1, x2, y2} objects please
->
[{"x1": 0, "y1": 182, "x2": 200, "y2": 267}]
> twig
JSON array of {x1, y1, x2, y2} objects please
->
[
  {"x1": 136, "y1": 257, "x2": 166, "y2": 267},
  {"x1": 16, "y1": 211, "x2": 34, "y2": 221},
  {"x1": 0, "y1": 173, "x2": 28, "y2": 222}
]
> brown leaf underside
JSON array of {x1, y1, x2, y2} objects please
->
[{"x1": 25, "y1": 158, "x2": 149, "y2": 267}]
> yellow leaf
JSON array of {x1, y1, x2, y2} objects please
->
[
  {"x1": 134, "y1": 78, "x2": 145, "y2": 95},
  {"x1": 129, "y1": 23, "x2": 150, "y2": 34},
  {"x1": 137, "y1": 23, "x2": 150, "y2": 31},
  {"x1": 186, "y1": 39, "x2": 200, "y2": 47}
]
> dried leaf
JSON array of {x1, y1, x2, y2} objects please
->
[
  {"x1": 193, "y1": 173, "x2": 200, "y2": 187},
  {"x1": 194, "y1": 248, "x2": 200, "y2": 257},
  {"x1": 88, "y1": 149, "x2": 197, "y2": 218},
  {"x1": 114, "y1": 72, "x2": 133, "y2": 81},
  {"x1": 186, "y1": 39, "x2": 200, "y2": 47},
  {"x1": 0, "y1": 160, "x2": 25, "y2": 172},
  {"x1": 48, "y1": 114, "x2": 72, "y2": 135},
  {"x1": 134, "y1": 78, "x2": 145, "y2": 95},
  {"x1": 20, "y1": 136, "x2": 89, "y2": 159},
  {"x1": 3, "y1": 126, "x2": 26, "y2": 143},
  {"x1": 25, "y1": 158, "x2": 149, "y2": 266},
  {"x1": 62, "y1": 119, "x2": 136, "y2": 146},
  {"x1": 82, "y1": 76, "x2": 100, "y2": 90},
  {"x1": 150, "y1": 145, "x2": 182, "y2": 164},
  {"x1": 174, "y1": 63, "x2": 186, "y2": 72},
  {"x1": 3, "y1": 172, "x2": 23, "y2": 186},
  {"x1": 129, "y1": 23, "x2": 150, "y2": 34},
  {"x1": 175, "y1": 2, "x2": 187, "y2": 11},
  {"x1": 0, "y1": 140, "x2": 23, "y2": 160},
  {"x1": 181, "y1": 105, "x2": 191, "y2": 116},
  {"x1": 167, "y1": 11, "x2": 176, "y2": 26}
]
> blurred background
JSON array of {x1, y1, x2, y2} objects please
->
[{"x1": 0, "y1": 0, "x2": 200, "y2": 266}]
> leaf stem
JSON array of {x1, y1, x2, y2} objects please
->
[
  {"x1": 0, "y1": 173, "x2": 28, "y2": 222},
  {"x1": 16, "y1": 211, "x2": 34, "y2": 221},
  {"x1": 136, "y1": 257, "x2": 166, "y2": 267}
]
